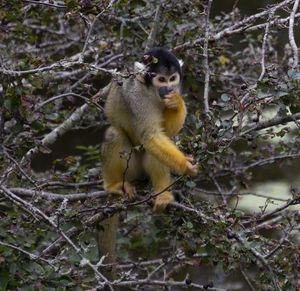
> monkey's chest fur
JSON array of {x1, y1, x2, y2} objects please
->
[{"x1": 105, "y1": 78, "x2": 185, "y2": 147}]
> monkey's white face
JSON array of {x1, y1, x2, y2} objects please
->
[
  {"x1": 133, "y1": 60, "x2": 182, "y2": 97},
  {"x1": 152, "y1": 72, "x2": 181, "y2": 99},
  {"x1": 152, "y1": 72, "x2": 181, "y2": 90}
]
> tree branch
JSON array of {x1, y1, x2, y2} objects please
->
[
  {"x1": 288, "y1": 0, "x2": 300, "y2": 68},
  {"x1": 243, "y1": 112, "x2": 300, "y2": 134}
]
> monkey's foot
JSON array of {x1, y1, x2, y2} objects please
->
[
  {"x1": 106, "y1": 181, "x2": 136, "y2": 200},
  {"x1": 122, "y1": 181, "x2": 136, "y2": 200},
  {"x1": 153, "y1": 191, "x2": 174, "y2": 212}
]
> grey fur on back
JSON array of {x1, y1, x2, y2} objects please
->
[{"x1": 105, "y1": 78, "x2": 164, "y2": 142}]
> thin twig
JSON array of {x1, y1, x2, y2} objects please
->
[
  {"x1": 2, "y1": 148, "x2": 37, "y2": 186},
  {"x1": 9, "y1": 188, "x2": 107, "y2": 201},
  {"x1": 240, "y1": 266, "x2": 257, "y2": 291},
  {"x1": 22, "y1": 0, "x2": 66, "y2": 9},
  {"x1": 80, "y1": 0, "x2": 116, "y2": 62},
  {"x1": 203, "y1": 0, "x2": 213, "y2": 114},
  {"x1": 246, "y1": 196, "x2": 300, "y2": 225},
  {"x1": 34, "y1": 92, "x2": 104, "y2": 113},
  {"x1": 236, "y1": 152, "x2": 300, "y2": 171},
  {"x1": 246, "y1": 12, "x2": 300, "y2": 31},
  {"x1": 288, "y1": 0, "x2": 300, "y2": 68},
  {"x1": 110, "y1": 278, "x2": 225, "y2": 290},
  {"x1": 0, "y1": 241, "x2": 55, "y2": 268},
  {"x1": 80, "y1": 13, "x2": 102, "y2": 62},
  {"x1": 242, "y1": 112, "x2": 300, "y2": 134},
  {"x1": 258, "y1": 12, "x2": 274, "y2": 81},
  {"x1": 265, "y1": 223, "x2": 295, "y2": 259},
  {"x1": 144, "y1": 4, "x2": 161, "y2": 52}
]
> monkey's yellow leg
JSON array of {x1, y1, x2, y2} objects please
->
[
  {"x1": 143, "y1": 153, "x2": 174, "y2": 211},
  {"x1": 101, "y1": 127, "x2": 136, "y2": 199},
  {"x1": 163, "y1": 92, "x2": 187, "y2": 136}
]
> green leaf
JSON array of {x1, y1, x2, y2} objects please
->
[
  {"x1": 0, "y1": 270, "x2": 9, "y2": 291},
  {"x1": 220, "y1": 94, "x2": 230, "y2": 102},
  {"x1": 186, "y1": 181, "x2": 196, "y2": 188},
  {"x1": 66, "y1": 0, "x2": 79, "y2": 10},
  {"x1": 221, "y1": 119, "x2": 233, "y2": 129},
  {"x1": 31, "y1": 77, "x2": 43, "y2": 90}
]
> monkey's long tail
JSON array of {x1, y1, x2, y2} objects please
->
[{"x1": 97, "y1": 213, "x2": 119, "y2": 279}]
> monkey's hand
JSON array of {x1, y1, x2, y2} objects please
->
[
  {"x1": 163, "y1": 91, "x2": 181, "y2": 110},
  {"x1": 153, "y1": 191, "x2": 174, "y2": 212},
  {"x1": 185, "y1": 157, "x2": 198, "y2": 176}
]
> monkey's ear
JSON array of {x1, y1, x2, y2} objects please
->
[
  {"x1": 179, "y1": 59, "x2": 184, "y2": 67},
  {"x1": 134, "y1": 61, "x2": 146, "y2": 72}
]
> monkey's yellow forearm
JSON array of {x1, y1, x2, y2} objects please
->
[
  {"x1": 143, "y1": 134, "x2": 187, "y2": 174},
  {"x1": 163, "y1": 92, "x2": 186, "y2": 136}
]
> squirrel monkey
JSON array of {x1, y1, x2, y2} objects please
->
[
  {"x1": 99, "y1": 48, "x2": 198, "y2": 270},
  {"x1": 102, "y1": 47, "x2": 197, "y2": 208}
]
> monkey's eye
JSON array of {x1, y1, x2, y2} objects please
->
[
  {"x1": 170, "y1": 75, "x2": 177, "y2": 82},
  {"x1": 158, "y1": 76, "x2": 167, "y2": 83}
]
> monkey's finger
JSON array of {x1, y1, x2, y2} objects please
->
[
  {"x1": 186, "y1": 156, "x2": 194, "y2": 163},
  {"x1": 186, "y1": 161, "x2": 198, "y2": 176},
  {"x1": 164, "y1": 103, "x2": 178, "y2": 110},
  {"x1": 164, "y1": 94, "x2": 176, "y2": 101},
  {"x1": 127, "y1": 190, "x2": 136, "y2": 201},
  {"x1": 165, "y1": 91, "x2": 181, "y2": 99},
  {"x1": 164, "y1": 91, "x2": 176, "y2": 98},
  {"x1": 164, "y1": 98, "x2": 179, "y2": 109},
  {"x1": 123, "y1": 182, "x2": 136, "y2": 200}
]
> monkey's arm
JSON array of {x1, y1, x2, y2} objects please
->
[
  {"x1": 163, "y1": 91, "x2": 187, "y2": 136},
  {"x1": 123, "y1": 81, "x2": 197, "y2": 176},
  {"x1": 143, "y1": 133, "x2": 197, "y2": 176}
]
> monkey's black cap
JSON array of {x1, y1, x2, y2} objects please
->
[{"x1": 142, "y1": 47, "x2": 182, "y2": 84}]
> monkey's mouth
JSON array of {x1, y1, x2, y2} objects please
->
[{"x1": 158, "y1": 86, "x2": 173, "y2": 99}]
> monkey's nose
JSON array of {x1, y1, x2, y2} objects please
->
[{"x1": 159, "y1": 86, "x2": 173, "y2": 99}]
